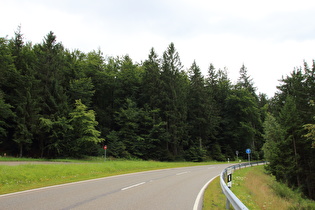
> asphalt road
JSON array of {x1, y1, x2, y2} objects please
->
[{"x1": 0, "y1": 163, "x2": 231, "y2": 210}]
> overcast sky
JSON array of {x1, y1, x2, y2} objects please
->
[{"x1": 2, "y1": 0, "x2": 315, "y2": 97}]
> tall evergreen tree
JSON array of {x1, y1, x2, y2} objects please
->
[
  {"x1": 187, "y1": 61, "x2": 216, "y2": 160},
  {"x1": 208, "y1": 68, "x2": 234, "y2": 159},
  {"x1": 8, "y1": 27, "x2": 40, "y2": 157},
  {"x1": 33, "y1": 31, "x2": 69, "y2": 157},
  {"x1": 270, "y1": 64, "x2": 315, "y2": 199},
  {"x1": 159, "y1": 43, "x2": 188, "y2": 158},
  {"x1": 114, "y1": 55, "x2": 142, "y2": 106},
  {"x1": 141, "y1": 48, "x2": 162, "y2": 109},
  {"x1": 224, "y1": 88, "x2": 260, "y2": 156},
  {"x1": 237, "y1": 64, "x2": 256, "y2": 95},
  {"x1": 204, "y1": 64, "x2": 221, "y2": 151},
  {"x1": 277, "y1": 96, "x2": 303, "y2": 187},
  {"x1": 262, "y1": 113, "x2": 285, "y2": 177}
]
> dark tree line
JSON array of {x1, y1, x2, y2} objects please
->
[
  {"x1": 0, "y1": 28, "x2": 266, "y2": 161},
  {"x1": 263, "y1": 62, "x2": 315, "y2": 200},
  {"x1": 2, "y1": 28, "x2": 315, "y2": 200}
]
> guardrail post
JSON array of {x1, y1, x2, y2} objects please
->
[{"x1": 226, "y1": 198, "x2": 230, "y2": 209}]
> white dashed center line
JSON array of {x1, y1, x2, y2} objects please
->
[
  {"x1": 176, "y1": 171, "x2": 190, "y2": 175},
  {"x1": 121, "y1": 182, "x2": 146, "y2": 191}
]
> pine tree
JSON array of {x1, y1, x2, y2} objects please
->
[
  {"x1": 224, "y1": 87, "x2": 261, "y2": 158},
  {"x1": 271, "y1": 64, "x2": 315, "y2": 199},
  {"x1": 208, "y1": 67, "x2": 232, "y2": 158},
  {"x1": 278, "y1": 95, "x2": 302, "y2": 187},
  {"x1": 187, "y1": 61, "x2": 215, "y2": 159},
  {"x1": 237, "y1": 64, "x2": 256, "y2": 95},
  {"x1": 262, "y1": 113, "x2": 284, "y2": 175},
  {"x1": 114, "y1": 55, "x2": 142, "y2": 107},
  {"x1": 159, "y1": 43, "x2": 188, "y2": 159},
  {"x1": 141, "y1": 48, "x2": 162, "y2": 109},
  {"x1": 9, "y1": 27, "x2": 40, "y2": 157},
  {"x1": 33, "y1": 31, "x2": 69, "y2": 157}
]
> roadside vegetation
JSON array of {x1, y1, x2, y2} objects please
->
[
  {"x1": 203, "y1": 165, "x2": 315, "y2": 209},
  {"x1": 1, "y1": 27, "x2": 315, "y2": 200},
  {"x1": 202, "y1": 175, "x2": 226, "y2": 209},
  {"x1": 0, "y1": 158, "x2": 224, "y2": 195}
]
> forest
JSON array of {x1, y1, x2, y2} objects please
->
[{"x1": 0, "y1": 28, "x2": 315, "y2": 199}]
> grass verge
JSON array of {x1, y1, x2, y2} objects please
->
[
  {"x1": 0, "y1": 159, "x2": 222, "y2": 195},
  {"x1": 0, "y1": 156, "x2": 101, "y2": 162},
  {"x1": 203, "y1": 165, "x2": 315, "y2": 210},
  {"x1": 202, "y1": 175, "x2": 227, "y2": 209},
  {"x1": 231, "y1": 165, "x2": 315, "y2": 209}
]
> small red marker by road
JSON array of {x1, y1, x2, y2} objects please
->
[{"x1": 104, "y1": 145, "x2": 107, "y2": 161}]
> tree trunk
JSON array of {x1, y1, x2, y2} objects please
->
[{"x1": 292, "y1": 136, "x2": 301, "y2": 187}]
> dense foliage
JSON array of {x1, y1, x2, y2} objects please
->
[
  {"x1": 1, "y1": 28, "x2": 315, "y2": 200},
  {"x1": 0, "y1": 28, "x2": 266, "y2": 161},
  {"x1": 262, "y1": 62, "x2": 315, "y2": 200}
]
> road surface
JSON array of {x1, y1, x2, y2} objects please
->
[{"x1": 0, "y1": 163, "x2": 231, "y2": 210}]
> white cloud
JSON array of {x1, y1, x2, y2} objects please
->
[{"x1": 2, "y1": 0, "x2": 315, "y2": 97}]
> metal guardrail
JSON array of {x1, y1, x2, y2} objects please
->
[{"x1": 220, "y1": 161, "x2": 268, "y2": 210}]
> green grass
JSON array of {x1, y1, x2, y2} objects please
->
[
  {"x1": 202, "y1": 176, "x2": 228, "y2": 209},
  {"x1": 231, "y1": 166, "x2": 315, "y2": 209},
  {"x1": 203, "y1": 165, "x2": 315, "y2": 210},
  {"x1": 0, "y1": 159, "x2": 223, "y2": 195},
  {"x1": 0, "y1": 156, "x2": 99, "y2": 162}
]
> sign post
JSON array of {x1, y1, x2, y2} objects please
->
[
  {"x1": 104, "y1": 145, "x2": 107, "y2": 161},
  {"x1": 227, "y1": 168, "x2": 232, "y2": 188},
  {"x1": 246, "y1": 148, "x2": 251, "y2": 163},
  {"x1": 226, "y1": 167, "x2": 233, "y2": 209}
]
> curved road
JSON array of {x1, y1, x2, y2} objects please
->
[{"x1": 0, "y1": 163, "x2": 231, "y2": 210}]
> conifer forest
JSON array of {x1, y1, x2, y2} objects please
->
[{"x1": 1, "y1": 28, "x2": 315, "y2": 199}]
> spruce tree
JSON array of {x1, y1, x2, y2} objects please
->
[
  {"x1": 159, "y1": 43, "x2": 188, "y2": 159},
  {"x1": 187, "y1": 61, "x2": 215, "y2": 160},
  {"x1": 9, "y1": 27, "x2": 40, "y2": 157},
  {"x1": 141, "y1": 48, "x2": 162, "y2": 109},
  {"x1": 34, "y1": 31, "x2": 69, "y2": 157}
]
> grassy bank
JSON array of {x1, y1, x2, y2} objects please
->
[
  {"x1": 202, "y1": 175, "x2": 227, "y2": 209},
  {"x1": 204, "y1": 165, "x2": 315, "y2": 209},
  {"x1": 232, "y1": 166, "x2": 315, "y2": 209},
  {"x1": 0, "y1": 158, "x2": 220, "y2": 195}
]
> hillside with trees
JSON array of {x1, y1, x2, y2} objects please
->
[
  {"x1": 0, "y1": 28, "x2": 314, "y2": 199},
  {"x1": 262, "y1": 63, "x2": 315, "y2": 200}
]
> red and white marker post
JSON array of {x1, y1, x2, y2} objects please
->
[{"x1": 104, "y1": 145, "x2": 107, "y2": 161}]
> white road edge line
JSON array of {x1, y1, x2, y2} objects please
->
[
  {"x1": 121, "y1": 182, "x2": 146, "y2": 191},
  {"x1": 193, "y1": 174, "x2": 219, "y2": 210}
]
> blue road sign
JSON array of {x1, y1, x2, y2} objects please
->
[{"x1": 246, "y1": 148, "x2": 251, "y2": 154}]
